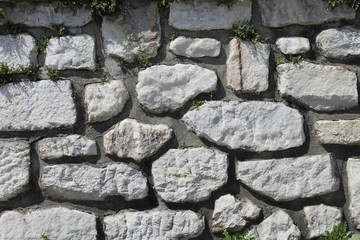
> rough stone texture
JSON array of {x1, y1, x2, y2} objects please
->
[
  {"x1": 277, "y1": 61, "x2": 358, "y2": 111},
  {"x1": 258, "y1": 0, "x2": 355, "y2": 27},
  {"x1": 103, "y1": 119, "x2": 173, "y2": 162},
  {"x1": 84, "y1": 80, "x2": 129, "y2": 123},
  {"x1": 37, "y1": 135, "x2": 97, "y2": 160},
  {"x1": 346, "y1": 158, "x2": 360, "y2": 229},
  {"x1": 211, "y1": 194, "x2": 261, "y2": 232},
  {"x1": 0, "y1": 140, "x2": 30, "y2": 201},
  {"x1": 45, "y1": 34, "x2": 96, "y2": 70},
  {"x1": 40, "y1": 163, "x2": 148, "y2": 201},
  {"x1": 137, "y1": 64, "x2": 217, "y2": 113},
  {"x1": 275, "y1": 37, "x2": 311, "y2": 55},
  {"x1": 0, "y1": 207, "x2": 97, "y2": 240},
  {"x1": 0, "y1": 34, "x2": 37, "y2": 68},
  {"x1": 304, "y1": 204, "x2": 342, "y2": 239},
  {"x1": 182, "y1": 101, "x2": 305, "y2": 152},
  {"x1": 169, "y1": 0, "x2": 252, "y2": 30},
  {"x1": 102, "y1": 0, "x2": 161, "y2": 60},
  {"x1": 104, "y1": 209, "x2": 205, "y2": 240},
  {"x1": 169, "y1": 36, "x2": 221, "y2": 58},
  {"x1": 236, "y1": 154, "x2": 340, "y2": 201},
  {"x1": 0, "y1": 80, "x2": 76, "y2": 132},
  {"x1": 227, "y1": 39, "x2": 270, "y2": 92},
  {"x1": 152, "y1": 148, "x2": 228, "y2": 202},
  {"x1": 316, "y1": 27, "x2": 360, "y2": 59}
]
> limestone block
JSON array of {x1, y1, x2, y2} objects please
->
[
  {"x1": 169, "y1": 36, "x2": 221, "y2": 58},
  {"x1": 275, "y1": 37, "x2": 311, "y2": 55},
  {"x1": 346, "y1": 158, "x2": 360, "y2": 229}
]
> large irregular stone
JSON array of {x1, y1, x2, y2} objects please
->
[
  {"x1": 103, "y1": 119, "x2": 172, "y2": 161},
  {"x1": 227, "y1": 39, "x2": 270, "y2": 93},
  {"x1": 277, "y1": 61, "x2": 358, "y2": 111},
  {"x1": 84, "y1": 80, "x2": 129, "y2": 123},
  {"x1": 0, "y1": 207, "x2": 97, "y2": 240},
  {"x1": 258, "y1": 0, "x2": 355, "y2": 27},
  {"x1": 104, "y1": 209, "x2": 205, "y2": 240},
  {"x1": 169, "y1": 0, "x2": 252, "y2": 30},
  {"x1": 346, "y1": 158, "x2": 360, "y2": 229},
  {"x1": 0, "y1": 80, "x2": 76, "y2": 131},
  {"x1": 275, "y1": 37, "x2": 311, "y2": 55},
  {"x1": 40, "y1": 163, "x2": 148, "y2": 201},
  {"x1": 236, "y1": 154, "x2": 340, "y2": 201},
  {"x1": 102, "y1": 0, "x2": 161, "y2": 60},
  {"x1": 136, "y1": 64, "x2": 217, "y2": 113},
  {"x1": 45, "y1": 34, "x2": 96, "y2": 70},
  {"x1": 152, "y1": 148, "x2": 228, "y2": 202},
  {"x1": 182, "y1": 101, "x2": 305, "y2": 152},
  {"x1": 169, "y1": 36, "x2": 221, "y2": 58}
]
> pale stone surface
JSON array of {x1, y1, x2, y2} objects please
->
[
  {"x1": 169, "y1": 36, "x2": 221, "y2": 58},
  {"x1": 275, "y1": 37, "x2": 311, "y2": 55},
  {"x1": 40, "y1": 163, "x2": 148, "y2": 201},
  {"x1": 84, "y1": 80, "x2": 129, "y2": 123},
  {"x1": 277, "y1": 61, "x2": 358, "y2": 111},
  {"x1": 0, "y1": 207, "x2": 97, "y2": 240},
  {"x1": 346, "y1": 158, "x2": 360, "y2": 229},
  {"x1": 211, "y1": 194, "x2": 261, "y2": 232},
  {"x1": 37, "y1": 135, "x2": 97, "y2": 160},
  {"x1": 0, "y1": 34, "x2": 37, "y2": 68},
  {"x1": 169, "y1": 0, "x2": 252, "y2": 30},
  {"x1": 104, "y1": 209, "x2": 205, "y2": 240},
  {"x1": 258, "y1": 0, "x2": 355, "y2": 27},
  {"x1": 236, "y1": 154, "x2": 340, "y2": 201},
  {"x1": 0, "y1": 80, "x2": 76, "y2": 132},
  {"x1": 182, "y1": 101, "x2": 305, "y2": 152},
  {"x1": 152, "y1": 148, "x2": 228, "y2": 202},
  {"x1": 137, "y1": 64, "x2": 217, "y2": 113},
  {"x1": 304, "y1": 204, "x2": 342, "y2": 239},
  {"x1": 103, "y1": 119, "x2": 173, "y2": 161},
  {"x1": 102, "y1": 0, "x2": 161, "y2": 60}
]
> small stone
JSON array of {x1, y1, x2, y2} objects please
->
[
  {"x1": 40, "y1": 163, "x2": 148, "y2": 201},
  {"x1": 0, "y1": 80, "x2": 77, "y2": 131},
  {"x1": 45, "y1": 34, "x2": 96, "y2": 70},
  {"x1": 277, "y1": 61, "x2": 358, "y2": 111},
  {"x1": 236, "y1": 154, "x2": 340, "y2": 201},
  {"x1": 104, "y1": 209, "x2": 205, "y2": 240},
  {"x1": 84, "y1": 80, "x2": 129, "y2": 123},
  {"x1": 346, "y1": 158, "x2": 360, "y2": 229},
  {"x1": 0, "y1": 207, "x2": 97, "y2": 240},
  {"x1": 169, "y1": 0, "x2": 252, "y2": 30},
  {"x1": 275, "y1": 37, "x2": 310, "y2": 55},
  {"x1": 152, "y1": 148, "x2": 228, "y2": 202},
  {"x1": 169, "y1": 36, "x2": 221, "y2": 58},
  {"x1": 136, "y1": 64, "x2": 217, "y2": 113},
  {"x1": 182, "y1": 101, "x2": 305, "y2": 152},
  {"x1": 103, "y1": 119, "x2": 173, "y2": 161}
]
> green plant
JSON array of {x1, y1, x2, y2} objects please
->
[
  {"x1": 45, "y1": 67, "x2": 60, "y2": 81},
  {"x1": 0, "y1": 8, "x2": 5, "y2": 18},
  {"x1": 100, "y1": 76, "x2": 109, "y2": 83},
  {"x1": 113, "y1": 55, "x2": 152, "y2": 68},
  {"x1": 232, "y1": 24, "x2": 260, "y2": 42},
  {"x1": 94, "y1": 56, "x2": 106, "y2": 72},
  {"x1": 170, "y1": 32, "x2": 177, "y2": 41},
  {"x1": 216, "y1": 0, "x2": 244, "y2": 7},
  {"x1": 0, "y1": 62, "x2": 37, "y2": 84},
  {"x1": 58, "y1": 0, "x2": 128, "y2": 17},
  {"x1": 38, "y1": 37, "x2": 51, "y2": 54},
  {"x1": 319, "y1": 222, "x2": 355, "y2": 240},
  {"x1": 4, "y1": 22, "x2": 26, "y2": 34},
  {"x1": 221, "y1": 229, "x2": 255, "y2": 240},
  {"x1": 276, "y1": 59, "x2": 287, "y2": 65},
  {"x1": 47, "y1": 24, "x2": 69, "y2": 37},
  {"x1": 41, "y1": 234, "x2": 50, "y2": 240},
  {"x1": 178, "y1": 142, "x2": 191, "y2": 149},
  {"x1": 193, "y1": 99, "x2": 207, "y2": 108},
  {"x1": 324, "y1": 0, "x2": 360, "y2": 10},
  {"x1": 289, "y1": 55, "x2": 303, "y2": 64},
  {"x1": 253, "y1": 91, "x2": 261, "y2": 96}
]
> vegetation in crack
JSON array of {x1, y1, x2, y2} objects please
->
[
  {"x1": 4, "y1": 22, "x2": 27, "y2": 35},
  {"x1": 0, "y1": 62, "x2": 37, "y2": 85},
  {"x1": 232, "y1": 24, "x2": 261, "y2": 42},
  {"x1": 323, "y1": 0, "x2": 360, "y2": 10}
]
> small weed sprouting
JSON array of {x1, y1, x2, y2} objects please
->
[
  {"x1": 253, "y1": 91, "x2": 261, "y2": 96},
  {"x1": 276, "y1": 58, "x2": 287, "y2": 65},
  {"x1": 100, "y1": 76, "x2": 110, "y2": 83},
  {"x1": 170, "y1": 32, "x2": 177, "y2": 41},
  {"x1": 232, "y1": 24, "x2": 261, "y2": 42},
  {"x1": 289, "y1": 55, "x2": 303, "y2": 64},
  {"x1": 94, "y1": 56, "x2": 106, "y2": 72},
  {"x1": 324, "y1": 0, "x2": 360, "y2": 11},
  {"x1": 114, "y1": 55, "x2": 152, "y2": 68},
  {"x1": 4, "y1": 22, "x2": 26, "y2": 34},
  {"x1": 38, "y1": 37, "x2": 51, "y2": 54},
  {"x1": 178, "y1": 142, "x2": 191, "y2": 150},
  {"x1": 221, "y1": 229, "x2": 255, "y2": 240},
  {"x1": 41, "y1": 234, "x2": 50, "y2": 240},
  {"x1": 216, "y1": 0, "x2": 244, "y2": 7},
  {"x1": 319, "y1": 222, "x2": 358, "y2": 240},
  {"x1": 45, "y1": 67, "x2": 60, "y2": 81},
  {"x1": 0, "y1": 8, "x2": 4, "y2": 18},
  {"x1": 193, "y1": 99, "x2": 207, "y2": 108},
  {"x1": 0, "y1": 62, "x2": 37, "y2": 84},
  {"x1": 47, "y1": 24, "x2": 69, "y2": 37}
]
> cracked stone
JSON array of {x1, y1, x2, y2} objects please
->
[{"x1": 169, "y1": 36, "x2": 221, "y2": 58}]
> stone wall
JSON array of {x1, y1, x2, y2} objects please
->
[{"x1": 0, "y1": 0, "x2": 359, "y2": 239}]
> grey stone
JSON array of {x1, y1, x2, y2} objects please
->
[
  {"x1": 346, "y1": 158, "x2": 360, "y2": 229},
  {"x1": 236, "y1": 154, "x2": 340, "y2": 201},
  {"x1": 137, "y1": 64, "x2": 217, "y2": 113},
  {"x1": 182, "y1": 101, "x2": 305, "y2": 152},
  {"x1": 277, "y1": 61, "x2": 358, "y2": 111},
  {"x1": 152, "y1": 148, "x2": 228, "y2": 202},
  {"x1": 275, "y1": 37, "x2": 311, "y2": 55},
  {"x1": 169, "y1": 36, "x2": 221, "y2": 58},
  {"x1": 0, "y1": 80, "x2": 76, "y2": 131}
]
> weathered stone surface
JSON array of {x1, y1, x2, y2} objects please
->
[
  {"x1": 304, "y1": 204, "x2": 342, "y2": 239},
  {"x1": 277, "y1": 61, "x2": 358, "y2": 111},
  {"x1": 0, "y1": 207, "x2": 97, "y2": 240},
  {"x1": 37, "y1": 135, "x2": 97, "y2": 160},
  {"x1": 182, "y1": 101, "x2": 305, "y2": 152},
  {"x1": 104, "y1": 119, "x2": 172, "y2": 161},
  {"x1": 227, "y1": 39, "x2": 270, "y2": 92},
  {"x1": 169, "y1": 0, "x2": 252, "y2": 30},
  {"x1": 316, "y1": 27, "x2": 360, "y2": 59},
  {"x1": 104, "y1": 209, "x2": 205, "y2": 240},
  {"x1": 45, "y1": 34, "x2": 96, "y2": 70},
  {"x1": 152, "y1": 148, "x2": 228, "y2": 202},
  {"x1": 346, "y1": 158, "x2": 360, "y2": 229},
  {"x1": 211, "y1": 194, "x2": 261, "y2": 232},
  {"x1": 137, "y1": 64, "x2": 217, "y2": 113},
  {"x1": 0, "y1": 34, "x2": 37, "y2": 68},
  {"x1": 102, "y1": 0, "x2": 161, "y2": 60},
  {"x1": 169, "y1": 36, "x2": 221, "y2": 58},
  {"x1": 258, "y1": 0, "x2": 355, "y2": 27},
  {"x1": 84, "y1": 80, "x2": 129, "y2": 123},
  {"x1": 40, "y1": 163, "x2": 148, "y2": 201},
  {"x1": 0, "y1": 80, "x2": 76, "y2": 131},
  {"x1": 236, "y1": 154, "x2": 340, "y2": 201},
  {"x1": 275, "y1": 37, "x2": 310, "y2": 55}
]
